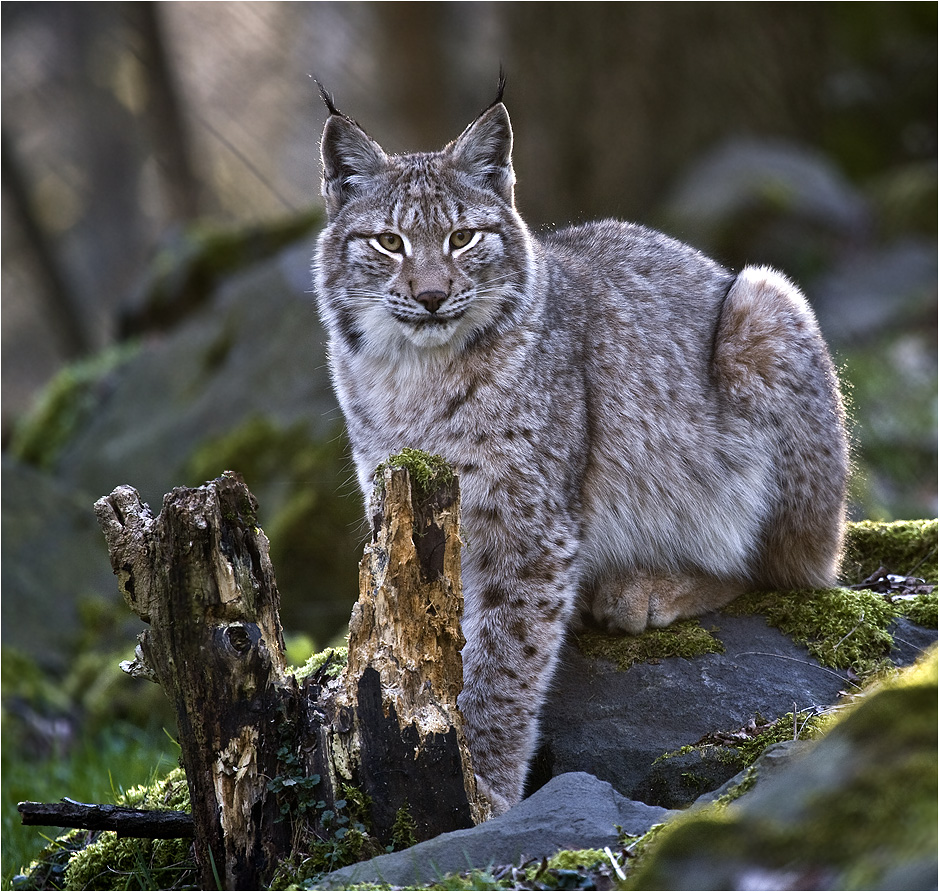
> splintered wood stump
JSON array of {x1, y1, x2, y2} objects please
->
[
  {"x1": 343, "y1": 463, "x2": 488, "y2": 836},
  {"x1": 95, "y1": 474, "x2": 292, "y2": 888},
  {"x1": 92, "y1": 464, "x2": 487, "y2": 890}
]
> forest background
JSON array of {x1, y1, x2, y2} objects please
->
[{"x1": 1, "y1": 2, "x2": 935, "y2": 885}]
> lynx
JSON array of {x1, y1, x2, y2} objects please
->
[{"x1": 313, "y1": 82, "x2": 848, "y2": 815}]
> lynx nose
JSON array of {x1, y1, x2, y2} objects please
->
[{"x1": 415, "y1": 290, "x2": 447, "y2": 314}]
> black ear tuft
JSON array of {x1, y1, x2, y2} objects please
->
[
  {"x1": 476, "y1": 68, "x2": 506, "y2": 119},
  {"x1": 319, "y1": 107, "x2": 388, "y2": 218},
  {"x1": 495, "y1": 66, "x2": 506, "y2": 106},
  {"x1": 315, "y1": 80, "x2": 342, "y2": 117}
]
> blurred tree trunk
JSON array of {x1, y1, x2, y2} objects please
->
[
  {"x1": 1, "y1": 130, "x2": 92, "y2": 359},
  {"x1": 130, "y1": 2, "x2": 203, "y2": 221},
  {"x1": 502, "y1": 4, "x2": 828, "y2": 227},
  {"x1": 368, "y1": 3, "x2": 453, "y2": 150}
]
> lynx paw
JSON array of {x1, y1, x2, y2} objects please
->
[
  {"x1": 579, "y1": 571, "x2": 744, "y2": 633},
  {"x1": 475, "y1": 775, "x2": 512, "y2": 817}
]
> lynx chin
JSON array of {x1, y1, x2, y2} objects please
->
[{"x1": 313, "y1": 81, "x2": 849, "y2": 816}]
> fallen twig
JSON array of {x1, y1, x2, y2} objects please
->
[{"x1": 18, "y1": 800, "x2": 194, "y2": 839}]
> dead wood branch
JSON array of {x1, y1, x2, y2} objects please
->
[{"x1": 17, "y1": 800, "x2": 194, "y2": 839}]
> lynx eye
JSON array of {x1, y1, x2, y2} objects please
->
[
  {"x1": 375, "y1": 232, "x2": 404, "y2": 253},
  {"x1": 449, "y1": 229, "x2": 477, "y2": 251}
]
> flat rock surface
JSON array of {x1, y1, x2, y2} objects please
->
[{"x1": 316, "y1": 772, "x2": 671, "y2": 889}]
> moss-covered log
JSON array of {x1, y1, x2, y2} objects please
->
[{"x1": 92, "y1": 462, "x2": 487, "y2": 890}]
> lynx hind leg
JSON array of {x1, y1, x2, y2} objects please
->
[
  {"x1": 713, "y1": 266, "x2": 849, "y2": 589},
  {"x1": 579, "y1": 571, "x2": 746, "y2": 635}
]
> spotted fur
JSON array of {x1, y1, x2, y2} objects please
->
[{"x1": 313, "y1": 91, "x2": 849, "y2": 814}]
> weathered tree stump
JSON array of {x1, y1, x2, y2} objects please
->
[
  {"x1": 341, "y1": 461, "x2": 487, "y2": 838},
  {"x1": 95, "y1": 473, "x2": 293, "y2": 889},
  {"x1": 92, "y1": 461, "x2": 488, "y2": 890}
]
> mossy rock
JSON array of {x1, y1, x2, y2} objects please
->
[
  {"x1": 724, "y1": 586, "x2": 897, "y2": 673},
  {"x1": 633, "y1": 746, "x2": 746, "y2": 809},
  {"x1": 121, "y1": 209, "x2": 323, "y2": 336},
  {"x1": 578, "y1": 520, "x2": 937, "y2": 678},
  {"x1": 185, "y1": 417, "x2": 363, "y2": 643},
  {"x1": 8, "y1": 345, "x2": 139, "y2": 473},
  {"x1": 624, "y1": 648, "x2": 938, "y2": 890},
  {"x1": 636, "y1": 708, "x2": 838, "y2": 810}
]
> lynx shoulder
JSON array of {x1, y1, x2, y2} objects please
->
[{"x1": 313, "y1": 84, "x2": 849, "y2": 814}]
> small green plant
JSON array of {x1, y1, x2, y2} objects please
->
[
  {"x1": 390, "y1": 803, "x2": 418, "y2": 852},
  {"x1": 294, "y1": 645, "x2": 349, "y2": 682},
  {"x1": 267, "y1": 698, "x2": 378, "y2": 888},
  {"x1": 374, "y1": 448, "x2": 455, "y2": 497}
]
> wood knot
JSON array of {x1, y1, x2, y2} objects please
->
[{"x1": 224, "y1": 623, "x2": 254, "y2": 656}]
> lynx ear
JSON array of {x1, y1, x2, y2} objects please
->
[
  {"x1": 320, "y1": 111, "x2": 388, "y2": 217},
  {"x1": 448, "y1": 102, "x2": 515, "y2": 205}
]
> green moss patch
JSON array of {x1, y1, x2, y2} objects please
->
[
  {"x1": 374, "y1": 449, "x2": 455, "y2": 498},
  {"x1": 294, "y1": 646, "x2": 349, "y2": 682},
  {"x1": 22, "y1": 767, "x2": 197, "y2": 891},
  {"x1": 719, "y1": 710, "x2": 835, "y2": 767},
  {"x1": 725, "y1": 587, "x2": 896, "y2": 673},
  {"x1": 723, "y1": 518, "x2": 938, "y2": 675},
  {"x1": 9, "y1": 344, "x2": 139, "y2": 471},
  {"x1": 404, "y1": 848, "x2": 617, "y2": 891},
  {"x1": 539, "y1": 848, "x2": 608, "y2": 872},
  {"x1": 842, "y1": 519, "x2": 938, "y2": 586},
  {"x1": 575, "y1": 620, "x2": 724, "y2": 670},
  {"x1": 904, "y1": 591, "x2": 938, "y2": 627}
]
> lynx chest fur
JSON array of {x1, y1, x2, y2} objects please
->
[{"x1": 313, "y1": 85, "x2": 848, "y2": 815}]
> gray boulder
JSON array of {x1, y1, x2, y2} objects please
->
[
  {"x1": 531, "y1": 611, "x2": 854, "y2": 804},
  {"x1": 627, "y1": 654, "x2": 938, "y2": 890},
  {"x1": 1, "y1": 458, "x2": 129, "y2": 670},
  {"x1": 316, "y1": 771, "x2": 671, "y2": 889},
  {"x1": 4, "y1": 238, "x2": 363, "y2": 653}
]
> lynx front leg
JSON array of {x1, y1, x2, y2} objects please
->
[{"x1": 457, "y1": 540, "x2": 578, "y2": 814}]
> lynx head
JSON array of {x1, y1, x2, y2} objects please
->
[{"x1": 314, "y1": 82, "x2": 535, "y2": 357}]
